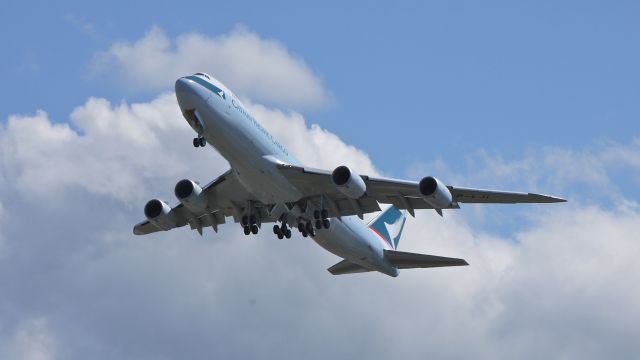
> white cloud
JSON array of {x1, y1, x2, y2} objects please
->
[
  {"x1": 92, "y1": 26, "x2": 330, "y2": 109},
  {"x1": 245, "y1": 100, "x2": 379, "y2": 175},
  {"x1": 64, "y1": 13, "x2": 96, "y2": 37},
  {"x1": 409, "y1": 139, "x2": 640, "y2": 201},
  {"x1": 0, "y1": 94, "x2": 372, "y2": 205},
  {"x1": 0, "y1": 317, "x2": 56, "y2": 360},
  {"x1": 1, "y1": 93, "x2": 640, "y2": 358},
  {"x1": 0, "y1": 95, "x2": 206, "y2": 204}
]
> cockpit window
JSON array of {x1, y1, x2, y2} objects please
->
[{"x1": 194, "y1": 72, "x2": 211, "y2": 80}]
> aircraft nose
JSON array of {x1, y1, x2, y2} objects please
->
[{"x1": 175, "y1": 77, "x2": 207, "y2": 111}]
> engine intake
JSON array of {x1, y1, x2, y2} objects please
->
[
  {"x1": 174, "y1": 179, "x2": 208, "y2": 213},
  {"x1": 144, "y1": 199, "x2": 176, "y2": 230},
  {"x1": 332, "y1": 166, "x2": 366, "y2": 199},
  {"x1": 419, "y1": 176, "x2": 453, "y2": 208}
]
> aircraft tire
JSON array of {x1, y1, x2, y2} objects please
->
[
  {"x1": 243, "y1": 226, "x2": 250, "y2": 235},
  {"x1": 315, "y1": 220, "x2": 322, "y2": 230},
  {"x1": 198, "y1": 137, "x2": 206, "y2": 147},
  {"x1": 323, "y1": 219, "x2": 330, "y2": 229},
  {"x1": 251, "y1": 224, "x2": 259, "y2": 235},
  {"x1": 285, "y1": 229, "x2": 291, "y2": 239},
  {"x1": 193, "y1": 138, "x2": 199, "y2": 147}
]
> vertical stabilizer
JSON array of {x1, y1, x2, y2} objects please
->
[{"x1": 368, "y1": 205, "x2": 407, "y2": 249}]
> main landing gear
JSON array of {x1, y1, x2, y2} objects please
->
[
  {"x1": 295, "y1": 209, "x2": 330, "y2": 238},
  {"x1": 241, "y1": 215, "x2": 259, "y2": 235},
  {"x1": 193, "y1": 136, "x2": 206, "y2": 147},
  {"x1": 313, "y1": 209, "x2": 330, "y2": 230},
  {"x1": 273, "y1": 223, "x2": 292, "y2": 239}
]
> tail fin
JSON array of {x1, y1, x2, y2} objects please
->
[{"x1": 368, "y1": 205, "x2": 407, "y2": 249}]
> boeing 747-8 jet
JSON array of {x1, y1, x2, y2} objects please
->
[{"x1": 133, "y1": 73, "x2": 565, "y2": 277}]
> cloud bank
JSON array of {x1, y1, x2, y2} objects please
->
[
  {"x1": 1, "y1": 92, "x2": 640, "y2": 359},
  {"x1": 93, "y1": 26, "x2": 331, "y2": 109}
]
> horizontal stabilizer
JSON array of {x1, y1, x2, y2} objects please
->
[
  {"x1": 384, "y1": 249, "x2": 468, "y2": 269},
  {"x1": 327, "y1": 260, "x2": 372, "y2": 275}
]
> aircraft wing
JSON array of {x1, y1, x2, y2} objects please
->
[
  {"x1": 277, "y1": 164, "x2": 565, "y2": 217},
  {"x1": 133, "y1": 169, "x2": 265, "y2": 235}
]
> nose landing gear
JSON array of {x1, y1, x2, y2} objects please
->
[{"x1": 193, "y1": 136, "x2": 206, "y2": 147}]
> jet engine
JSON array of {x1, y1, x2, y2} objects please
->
[
  {"x1": 174, "y1": 179, "x2": 208, "y2": 213},
  {"x1": 144, "y1": 199, "x2": 176, "y2": 230},
  {"x1": 419, "y1": 176, "x2": 453, "y2": 208},
  {"x1": 332, "y1": 166, "x2": 366, "y2": 199}
]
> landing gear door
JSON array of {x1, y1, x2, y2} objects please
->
[{"x1": 182, "y1": 109, "x2": 205, "y2": 135}]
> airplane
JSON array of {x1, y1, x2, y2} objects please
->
[{"x1": 133, "y1": 72, "x2": 566, "y2": 277}]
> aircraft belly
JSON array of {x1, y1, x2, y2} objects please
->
[
  {"x1": 233, "y1": 164, "x2": 301, "y2": 204},
  {"x1": 312, "y1": 217, "x2": 397, "y2": 275}
]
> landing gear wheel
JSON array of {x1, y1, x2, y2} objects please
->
[
  {"x1": 285, "y1": 229, "x2": 292, "y2": 239},
  {"x1": 273, "y1": 225, "x2": 281, "y2": 235},
  {"x1": 193, "y1": 138, "x2": 199, "y2": 147},
  {"x1": 251, "y1": 224, "x2": 259, "y2": 234},
  {"x1": 243, "y1": 226, "x2": 250, "y2": 235},
  {"x1": 297, "y1": 223, "x2": 305, "y2": 233},
  {"x1": 198, "y1": 137, "x2": 206, "y2": 147},
  {"x1": 315, "y1": 220, "x2": 322, "y2": 230},
  {"x1": 321, "y1": 209, "x2": 329, "y2": 219},
  {"x1": 277, "y1": 233, "x2": 284, "y2": 239},
  {"x1": 313, "y1": 210, "x2": 320, "y2": 219},
  {"x1": 323, "y1": 219, "x2": 330, "y2": 229},
  {"x1": 302, "y1": 231, "x2": 308, "y2": 238}
]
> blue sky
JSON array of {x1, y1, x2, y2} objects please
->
[
  {"x1": 1, "y1": 2, "x2": 640, "y2": 359},
  {"x1": 3, "y1": 0, "x2": 639, "y2": 177}
]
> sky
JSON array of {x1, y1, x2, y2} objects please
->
[{"x1": 1, "y1": 1, "x2": 640, "y2": 359}]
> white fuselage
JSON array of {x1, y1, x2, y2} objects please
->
[{"x1": 175, "y1": 74, "x2": 398, "y2": 277}]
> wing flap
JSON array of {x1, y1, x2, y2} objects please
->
[{"x1": 384, "y1": 249, "x2": 468, "y2": 269}]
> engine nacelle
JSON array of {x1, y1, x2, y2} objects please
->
[
  {"x1": 332, "y1": 166, "x2": 366, "y2": 199},
  {"x1": 174, "y1": 179, "x2": 208, "y2": 213},
  {"x1": 144, "y1": 199, "x2": 176, "y2": 230},
  {"x1": 419, "y1": 176, "x2": 453, "y2": 208}
]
